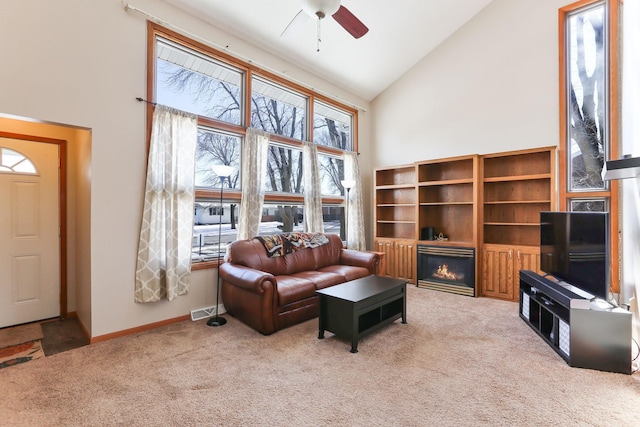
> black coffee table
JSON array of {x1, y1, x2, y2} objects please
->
[{"x1": 316, "y1": 275, "x2": 407, "y2": 353}]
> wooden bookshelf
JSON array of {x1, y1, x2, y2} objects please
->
[{"x1": 480, "y1": 147, "x2": 557, "y2": 301}]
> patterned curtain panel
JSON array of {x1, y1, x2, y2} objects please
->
[
  {"x1": 302, "y1": 142, "x2": 324, "y2": 233},
  {"x1": 237, "y1": 128, "x2": 269, "y2": 240},
  {"x1": 345, "y1": 152, "x2": 366, "y2": 251},
  {"x1": 135, "y1": 105, "x2": 197, "y2": 303}
]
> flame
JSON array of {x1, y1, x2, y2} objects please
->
[{"x1": 432, "y1": 264, "x2": 464, "y2": 281}]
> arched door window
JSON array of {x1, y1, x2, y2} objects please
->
[{"x1": 0, "y1": 147, "x2": 37, "y2": 174}]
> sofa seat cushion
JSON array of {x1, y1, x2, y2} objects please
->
[
  {"x1": 290, "y1": 270, "x2": 345, "y2": 290},
  {"x1": 318, "y1": 265, "x2": 372, "y2": 282},
  {"x1": 275, "y1": 276, "x2": 317, "y2": 307}
]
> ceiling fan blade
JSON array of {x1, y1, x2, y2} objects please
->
[
  {"x1": 280, "y1": 9, "x2": 310, "y2": 38},
  {"x1": 332, "y1": 5, "x2": 369, "y2": 39}
]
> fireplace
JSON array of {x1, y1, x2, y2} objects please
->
[{"x1": 417, "y1": 245, "x2": 475, "y2": 296}]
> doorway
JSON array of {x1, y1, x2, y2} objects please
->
[{"x1": 0, "y1": 134, "x2": 66, "y2": 329}]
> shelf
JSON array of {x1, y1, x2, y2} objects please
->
[
  {"x1": 420, "y1": 202, "x2": 473, "y2": 206},
  {"x1": 484, "y1": 200, "x2": 550, "y2": 205},
  {"x1": 418, "y1": 178, "x2": 474, "y2": 186},
  {"x1": 417, "y1": 239, "x2": 475, "y2": 247},
  {"x1": 376, "y1": 184, "x2": 416, "y2": 190},
  {"x1": 483, "y1": 173, "x2": 550, "y2": 183},
  {"x1": 377, "y1": 203, "x2": 415, "y2": 207},
  {"x1": 484, "y1": 222, "x2": 540, "y2": 226},
  {"x1": 377, "y1": 220, "x2": 416, "y2": 224},
  {"x1": 375, "y1": 165, "x2": 415, "y2": 187}
]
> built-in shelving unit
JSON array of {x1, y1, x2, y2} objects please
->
[
  {"x1": 375, "y1": 165, "x2": 416, "y2": 240},
  {"x1": 373, "y1": 148, "x2": 556, "y2": 299},
  {"x1": 417, "y1": 155, "x2": 479, "y2": 248},
  {"x1": 482, "y1": 148, "x2": 555, "y2": 247},
  {"x1": 374, "y1": 165, "x2": 417, "y2": 284},
  {"x1": 480, "y1": 147, "x2": 556, "y2": 301}
]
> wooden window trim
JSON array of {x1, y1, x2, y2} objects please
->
[{"x1": 558, "y1": 0, "x2": 620, "y2": 292}]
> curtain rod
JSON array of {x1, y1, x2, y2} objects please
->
[{"x1": 123, "y1": 2, "x2": 368, "y2": 113}]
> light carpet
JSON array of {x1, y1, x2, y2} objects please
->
[{"x1": 1, "y1": 286, "x2": 640, "y2": 426}]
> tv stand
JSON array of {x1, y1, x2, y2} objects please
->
[{"x1": 519, "y1": 270, "x2": 632, "y2": 374}]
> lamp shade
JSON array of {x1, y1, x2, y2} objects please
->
[
  {"x1": 341, "y1": 179, "x2": 356, "y2": 190},
  {"x1": 211, "y1": 164, "x2": 235, "y2": 178}
]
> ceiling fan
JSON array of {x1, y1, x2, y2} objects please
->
[{"x1": 281, "y1": 0, "x2": 369, "y2": 50}]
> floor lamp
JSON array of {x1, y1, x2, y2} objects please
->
[
  {"x1": 208, "y1": 164, "x2": 235, "y2": 327},
  {"x1": 341, "y1": 179, "x2": 355, "y2": 249}
]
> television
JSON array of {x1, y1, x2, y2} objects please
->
[{"x1": 539, "y1": 211, "x2": 609, "y2": 300}]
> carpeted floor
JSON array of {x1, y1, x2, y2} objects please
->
[{"x1": 1, "y1": 286, "x2": 639, "y2": 426}]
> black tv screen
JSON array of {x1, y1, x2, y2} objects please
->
[{"x1": 540, "y1": 211, "x2": 609, "y2": 300}]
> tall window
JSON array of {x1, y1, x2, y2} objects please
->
[
  {"x1": 148, "y1": 23, "x2": 357, "y2": 268},
  {"x1": 559, "y1": 0, "x2": 620, "y2": 289}
]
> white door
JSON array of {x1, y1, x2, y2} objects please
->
[{"x1": 0, "y1": 137, "x2": 60, "y2": 328}]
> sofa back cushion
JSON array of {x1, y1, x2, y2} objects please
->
[
  {"x1": 312, "y1": 234, "x2": 342, "y2": 269},
  {"x1": 225, "y1": 233, "x2": 343, "y2": 275}
]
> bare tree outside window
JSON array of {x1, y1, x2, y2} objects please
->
[
  {"x1": 566, "y1": 2, "x2": 607, "y2": 191},
  {"x1": 155, "y1": 37, "x2": 353, "y2": 243}
]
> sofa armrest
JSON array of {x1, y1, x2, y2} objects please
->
[
  {"x1": 339, "y1": 249, "x2": 380, "y2": 274},
  {"x1": 219, "y1": 263, "x2": 276, "y2": 294}
]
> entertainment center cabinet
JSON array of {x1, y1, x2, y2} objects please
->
[{"x1": 519, "y1": 270, "x2": 632, "y2": 374}]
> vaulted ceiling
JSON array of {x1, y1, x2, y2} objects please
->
[{"x1": 162, "y1": 0, "x2": 495, "y2": 101}]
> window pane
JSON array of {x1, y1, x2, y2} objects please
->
[
  {"x1": 318, "y1": 154, "x2": 344, "y2": 196},
  {"x1": 569, "y1": 198, "x2": 608, "y2": 212},
  {"x1": 251, "y1": 77, "x2": 306, "y2": 140},
  {"x1": 0, "y1": 147, "x2": 36, "y2": 174},
  {"x1": 195, "y1": 129, "x2": 241, "y2": 189},
  {"x1": 266, "y1": 144, "x2": 303, "y2": 194},
  {"x1": 314, "y1": 101, "x2": 353, "y2": 151},
  {"x1": 193, "y1": 202, "x2": 239, "y2": 262},
  {"x1": 322, "y1": 206, "x2": 343, "y2": 238},
  {"x1": 257, "y1": 204, "x2": 305, "y2": 234},
  {"x1": 566, "y1": 3, "x2": 607, "y2": 191},
  {"x1": 156, "y1": 38, "x2": 242, "y2": 125}
]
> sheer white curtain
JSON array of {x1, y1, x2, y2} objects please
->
[
  {"x1": 135, "y1": 105, "x2": 197, "y2": 302},
  {"x1": 302, "y1": 142, "x2": 324, "y2": 233},
  {"x1": 237, "y1": 128, "x2": 269, "y2": 240},
  {"x1": 344, "y1": 152, "x2": 366, "y2": 251}
]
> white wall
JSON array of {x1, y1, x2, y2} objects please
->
[
  {"x1": 0, "y1": 0, "x2": 371, "y2": 338},
  {"x1": 621, "y1": 0, "x2": 640, "y2": 312},
  {"x1": 371, "y1": 0, "x2": 569, "y2": 166}
]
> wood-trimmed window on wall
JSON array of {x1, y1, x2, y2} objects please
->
[
  {"x1": 146, "y1": 22, "x2": 359, "y2": 270},
  {"x1": 559, "y1": 0, "x2": 620, "y2": 292}
]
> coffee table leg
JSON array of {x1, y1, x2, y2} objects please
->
[
  {"x1": 318, "y1": 296, "x2": 326, "y2": 339},
  {"x1": 350, "y1": 340, "x2": 358, "y2": 353}
]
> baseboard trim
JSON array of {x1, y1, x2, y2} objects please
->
[{"x1": 89, "y1": 314, "x2": 190, "y2": 344}]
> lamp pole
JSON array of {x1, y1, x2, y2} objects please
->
[
  {"x1": 208, "y1": 164, "x2": 235, "y2": 327},
  {"x1": 341, "y1": 180, "x2": 355, "y2": 249}
]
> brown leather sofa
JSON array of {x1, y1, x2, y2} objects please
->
[{"x1": 219, "y1": 233, "x2": 380, "y2": 334}]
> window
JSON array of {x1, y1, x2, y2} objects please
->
[
  {"x1": 148, "y1": 23, "x2": 358, "y2": 268},
  {"x1": 559, "y1": 0, "x2": 620, "y2": 287},
  {"x1": 251, "y1": 77, "x2": 306, "y2": 140},
  {"x1": 0, "y1": 147, "x2": 36, "y2": 174},
  {"x1": 195, "y1": 129, "x2": 241, "y2": 188},
  {"x1": 314, "y1": 100, "x2": 352, "y2": 151},
  {"x1": 156, "y1": 38, "x2": 243, "y2": 125}
]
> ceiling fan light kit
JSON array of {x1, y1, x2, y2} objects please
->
[
  {"x1": 302, "y1": 0, "x2": 341, "y2": 19},
  {"x1": 283, "y1": 0, "x2": 369, "y2": 50}
]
